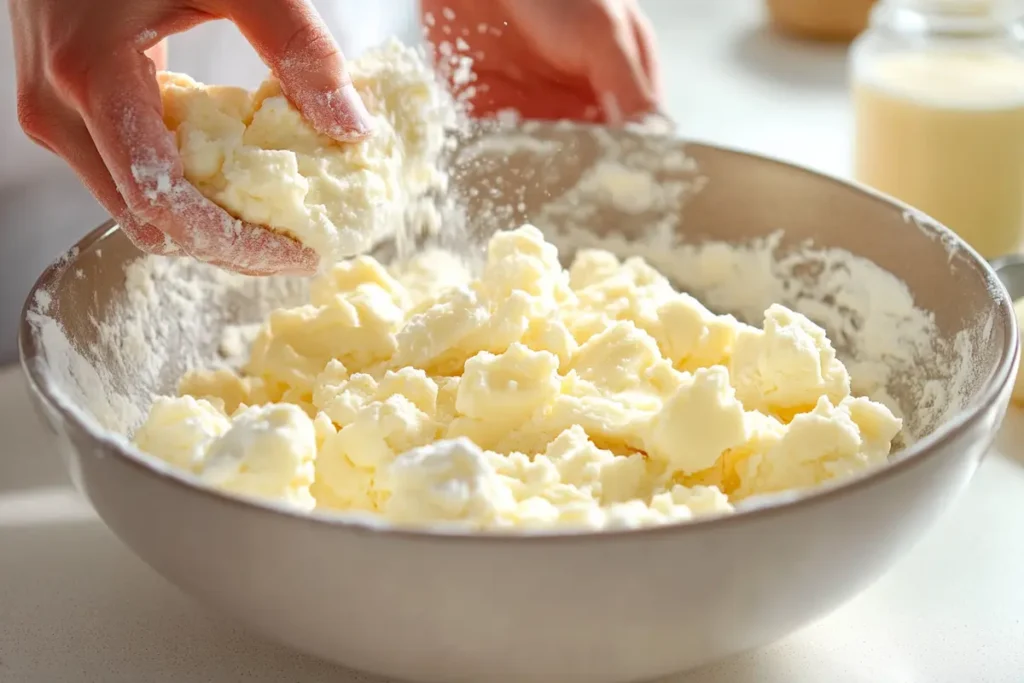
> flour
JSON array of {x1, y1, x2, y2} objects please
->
[
  {"x1": 135, "y1": 29, "x2": 158, "y2": 47},
  {"x1": 27, "y1": 253, "x2": 307, "y2": 437},
  {"x1": 24, "y1": 77, "x2": 999, "y2": 466},
  {"x1": 28, "y1": 310, "x2": 141, "y2": 434},
  {"x1": 443, "y1": 120, "x2": 991, "y2": 444},
  {"x1": 541, "y1": 225, "x2": 977, "y2": 441},
  {"x1": 33, "y1": 290, "x2": 53, "y2": 314}
]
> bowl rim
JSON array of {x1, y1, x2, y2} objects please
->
[{"x1": 17, "y1": 140, "x2": 1020, "y2": 543}]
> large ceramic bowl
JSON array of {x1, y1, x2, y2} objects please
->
[{"x1": 19, "y1": 124, "x2": 1018, "y2": 683}]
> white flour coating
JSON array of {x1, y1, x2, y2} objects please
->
[
  {"x1": 902, "y1": 207, "x2": 964, "y2": 265},
  {"x1": 135, "y1": 29, "x2": 158, "y2": 47},
  {"x1": 28, "y1": 255, "x2": 308, "y2": 436},
  {"x1": 124, "y1": 139, "x2": 309, "y2": 273}
]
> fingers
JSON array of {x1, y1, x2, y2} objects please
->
[
  {"x1": 213, "y1": 0, "x2": 373, "y2": 142},
  {"x1": 16, "y1": 87, "x2": 179, "y2": 256},
  {"x1": 471, "y1": 71, "x2": 605, "y2": 123},
  {"x1": 580, "y1": 7, "x2": 658, "y2": 124},
  {"x1": 13, "y1": 0, "x2": 317, "y2": 276},
  {"x1": 629, "y1": 7, "x2": 662, "y2": 101},
  {"x1": 119, "y1": 212, "x2": 183, "y2": 256},
  {"x1": 78, "y1": 48, "x2": 318, "y2": 275}
]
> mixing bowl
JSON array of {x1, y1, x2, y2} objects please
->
[{"x1": 19, "y1": 124, "x2": 1018, "y2": 683}]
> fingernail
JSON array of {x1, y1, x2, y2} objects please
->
[{"x1": 330, "y1": 83, "x2": 374, "y2": 141}]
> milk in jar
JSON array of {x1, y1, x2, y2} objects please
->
[{"x1": 851, "y1": 0, "x2": 1024, "y2": 258}]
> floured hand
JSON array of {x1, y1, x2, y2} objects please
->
[
  {"x1": 9, "y1": 0, "x2": 377, "y2": 275},
  {"x1": 423, "y1": 0, "x2": 661, "y2": 124}
]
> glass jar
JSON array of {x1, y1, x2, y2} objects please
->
[{"x1": 850, "y1": 0, "x2": 1024, "y2": 258}]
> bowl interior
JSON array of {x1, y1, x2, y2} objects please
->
[{"x1": 20, "y1": 123, "x2": 1013, "y2": 463}]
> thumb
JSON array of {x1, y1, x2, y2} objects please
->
[{"x1": 215, "y1": 0, "x2": 373, "y2": 142}]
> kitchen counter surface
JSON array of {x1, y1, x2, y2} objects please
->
[{"x1": 3, "y1": 1, "x2": 1024, "y2": 681}]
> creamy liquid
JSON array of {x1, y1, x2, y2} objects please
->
[{"x1": 854, "y1": 51, "x2": 1024, "y2": 258}]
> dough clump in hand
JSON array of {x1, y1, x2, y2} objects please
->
[{"x1": 158, "y1": 39, "x2": 451, "y2": 264}]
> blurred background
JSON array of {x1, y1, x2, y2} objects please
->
[
  {"x1": 645, "y1": 0, "x2": 860, "y2": 177},
  {"x1": 648, "y1": 0, "x2": 1024, "y2": 262}
]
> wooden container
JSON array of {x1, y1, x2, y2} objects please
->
[{"x1": 766, "y1": 0, "x2": 877, "y2": 42}]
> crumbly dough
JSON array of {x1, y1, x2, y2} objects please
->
[
  {"x1": 158, "y1": 40, "x2": 447, "y2": 262},
  {"x1": 134, "y1": 226, "x2": 902, "y2": 530}
]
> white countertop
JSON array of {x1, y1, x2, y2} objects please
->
[
  {"x1": 3, "y1": 2, "x2": 1024, "y2": 681},
  {"x1": 651, "y1": 0, "x2": 854, "y2": 178}
]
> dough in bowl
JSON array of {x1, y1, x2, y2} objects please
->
[
  {"x1": 133, "y1": 226, "x2": 903, "y2": 531},
  {"x1": 158, "y1": 40, "x2": 451, "y2": 263}
]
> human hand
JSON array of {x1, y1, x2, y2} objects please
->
[
  {"x1": 422, "y1": 0, "x2": 661, "y2": 124},
  {"x1": 9, "y1": 0, "x2": 374, "y2": 275}
]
